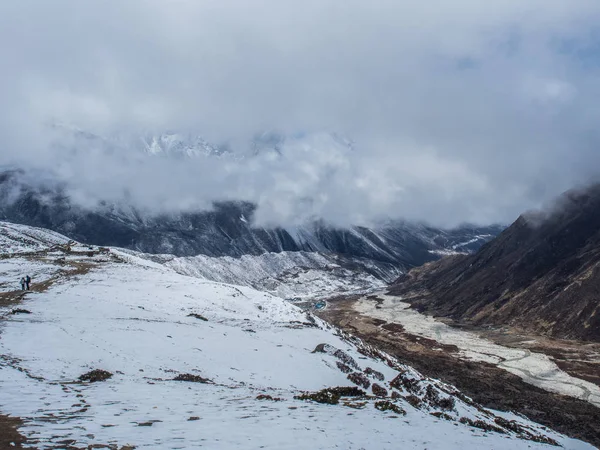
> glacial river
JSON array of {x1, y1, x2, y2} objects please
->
[{"x1": 355, "y1": 294, "x2": 600, "y2": 408}]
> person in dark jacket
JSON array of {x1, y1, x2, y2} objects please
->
[{"x1": 25, "y1": 275, "x2": 31, "y2": 290}]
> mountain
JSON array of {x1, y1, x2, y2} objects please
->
[
  {"x1": 0, "y1": 222, "x2": 587, "y2": 449},
  {"x1": 389, "y1": 183, "x2": 600, "y2": 342},
  {"x1": 0, "y1": 168, "x2": 501, "y2": 276}
]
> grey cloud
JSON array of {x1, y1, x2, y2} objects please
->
[{"x1": 2, "y1": 0, "x2": 600, "y2": 227}]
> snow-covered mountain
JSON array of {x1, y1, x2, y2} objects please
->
[{"x1": 0, "y1": 222, "x2": 589, "y2": 449}]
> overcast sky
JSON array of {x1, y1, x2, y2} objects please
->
[{"x1": 2, "y1": 0, "x2": 600, "y2": 227}]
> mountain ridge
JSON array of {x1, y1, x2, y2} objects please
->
[{"x1": 389, "y1": 183, "x2": 600, "y2": 342}]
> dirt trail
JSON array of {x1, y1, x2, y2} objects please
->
[
  {"x1": 0, "y1": 253, "x2": 101, "y2": 450},
  {"x1": 0, "y1": 262, "x2": 95, "y2": 309}
]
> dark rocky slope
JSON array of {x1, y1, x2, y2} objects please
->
[
  {"x1": 0, "y1": 169, "x2": 500, "y2": 272},
  {"x1": 390, "y1": 183, "x2": 600, "y2": 342}
]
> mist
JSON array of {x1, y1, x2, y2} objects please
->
[{"x1": 2, "y1": 0, "x2": 600, "y2": 227}]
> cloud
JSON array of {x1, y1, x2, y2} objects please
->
[{"x1": 2, "y1": 0, "x2": 600, "y2": 227}]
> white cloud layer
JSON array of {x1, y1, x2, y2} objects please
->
[{"x1": 2, "y1": 0, "x2": 600, "y2": 227}]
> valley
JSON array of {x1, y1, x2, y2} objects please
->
[
  {"x1": 2, "y1": 222, "x2": 585, "y2": 449},
  {"x1": 2, "y1": 185, "x2": 600, "y2": 448}
]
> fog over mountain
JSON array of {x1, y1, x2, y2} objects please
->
[{"x1": 2, "y1": 1, "x2": 600, "y2": 227}]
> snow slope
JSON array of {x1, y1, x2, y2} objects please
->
[
  {"x1": 0, "y1": 221, "x2": 71, "y2": 254},
  {"x1": 134, "y1": 250, "x2": 396, "y2": 301},
  {"x1": 0, "y1": 225, "x2": 590, "y2": 449}
]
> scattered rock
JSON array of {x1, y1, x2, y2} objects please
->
[
  {"x1": 347, "y1": 372, "x2": 371, "y2": 389},
  {"x1": 10, "y1": 309, "x2": 31, "y2": 315},
  {"x1": 312, "y1": 343, "x2": 333, "y2": 354},
  {"x1": 374, "y1": 401, "x2": 406, "y2": 415},
  {"x1": 187, "y1": 416, "x2": 200, "y2": 421},
  {"x1": 79, "y1": 369, "x2": 113, "y2": 383},
  {"x1": 371, "y1": 383, "x2": 388, "y2": 398},
  {"x1": 173, "y1": 373, "x2": 212, "y2": 383},
  {"x1": 187, "y1": 313, "x2": 208, "y2": 321}
]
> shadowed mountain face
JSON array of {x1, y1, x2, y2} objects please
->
[
  {"x1": 0, "y1": 169, "x2": 500, "y2": 274},
  {"x1": 390, "y1": 184, "x2": 600, "y2": 342}
]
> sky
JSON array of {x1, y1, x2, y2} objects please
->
[{"x1": 2, "y1": 0, "x2": 600, "y2": 227}]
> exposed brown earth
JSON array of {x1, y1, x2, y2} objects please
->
[
  {"x1": 0, "y1": 414, "x2": 28, "y2": 449},
  {"x1": 317, "y1": 295, "x2": 600, "y2": 448}
]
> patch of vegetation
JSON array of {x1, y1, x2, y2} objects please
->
[
  {"x1": 374, "y1": 401, "x2": 406, "y2": 415},
  {"x1": 187, "y1": 313, "x2": 208, "y2": 321},
  {"x1": 10, "y1": 309, "x2": 32, "y2": 315},
  {"x1": 372, "y1": 383, "x2": 388, "y2": 398},
  {"x1": 389, "y1": 372, "x2": 421, "y2": 393},
  {"x1": 347, "y1": 372, "x2": 371, "y2": 389},
  {"x1": 336, "y1": 361, "x2": 353, "y2": 374},
  {"x1": 333, "y1": 349, "x2": 360, "y2": 369},
  {"x1": 328, "y1": 386, "x2": 366, "y2": 397},
  {"x1": 295, "y1": 386, "x2": 365, "y2": 405},
  {"x1": 173, "y1": 373, "x2": 212, "y2": 383},
  {"x1": 424, "y1": 385, "x2": 455, "y2": 411},
  {"x1": 526, "y1": 434, "x2": 559, "y2": 446},
  {"x1": 494, "y1": 417, "x2": 525, "y2": 434},
  {"x1": 295, "y1": 389, "x2": 340, "y2": 405},
  {"x1": 343, "y1": 400, "x2": 367, "y2": 409},
  {"x1": 459, "y1": 417, "x2": 505, "y2": 434},
  {"x1": 404, "y1": 394, "x2": 422, "y2": 409},
  {"x1": 364, "y1": 367, "x2": 385, "y2": 381},
  {"x1": 430, "y1": 411, "x2": 453, "y2": 421},
  {"x1": 492, "y1": 418, "x2": 558, "y2": 446},
  {"x1": 79, "y1": 369, "x2": 113, "y2": 383},
  {"x1": 256, "y1": 394, "x2": 284, "y2": 401},
  {"x1": 137, "y1": 421, "x2": 154, "y2": 427}
]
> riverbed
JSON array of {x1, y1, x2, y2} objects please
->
[{"x1": 354, "y1": 294, "x2": 600, "y2": 408}]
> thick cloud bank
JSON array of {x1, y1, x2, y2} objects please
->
[{"x1": 2, "y1": 0, "x2": 600, "y2": 227}]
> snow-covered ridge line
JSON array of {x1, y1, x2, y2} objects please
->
[{"x1": 0, "y1": 222, "x2": 71, "y2": 254}]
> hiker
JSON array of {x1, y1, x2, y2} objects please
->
[
  {"x1": 25, "y1": 275, "x2": 31, "y2": 290},
  {"x1": 20, "y1": 277, "x2": 26, "y2": 291}
]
